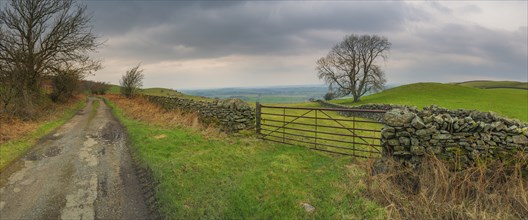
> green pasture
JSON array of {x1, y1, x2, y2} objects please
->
[
  {"x1": 333, "y1": 83, "x2": 528, "y2": 121},
  {"x1": 106, "y1": 99, "x2": 384, "y2": 219}
]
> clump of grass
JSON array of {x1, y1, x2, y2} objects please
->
[{"x1": 365, "y1": 153, "x2": 528, "y2": 219}]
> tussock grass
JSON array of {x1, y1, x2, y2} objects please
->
[{"x1": 365, "y1": 154, "x2": 528, "y2": 219}]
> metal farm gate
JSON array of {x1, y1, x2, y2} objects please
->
[{"x1": 256, "y1": 103, "x2": 386, "y2": 158}]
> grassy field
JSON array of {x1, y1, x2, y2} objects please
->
[
  {"x1": 0, "y1": 98, "x2": 86, "y2": 170},
  {"x1": 456, "y1": 80, "x2": 528, "y2": 90},
  {"x1": 182, "y1": 86, "x2": 327, "y2": 103},
  {"x1": 106, "y1": 96, "x2": 384, "y2": 219},
  {"x1": 333, "y1": 83, "x2": 528, "y2": 121}
]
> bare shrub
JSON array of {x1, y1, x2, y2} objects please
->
[
  {"x1": 323, "y1": 92, "x2": 337, "y2": 101},
  {"x1": 120, "y1": 64, "x2": 144, "y2": 98},
  {"x1": 365, "y1": 154, "x2": 528, "y2": 219}
]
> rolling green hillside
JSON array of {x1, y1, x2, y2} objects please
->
[
  {"x1": 455, "y1": 80, "x2": 528, "y2": 90},
  {"x1": 333, "y1": 83, "x2": 528, "y2": 121}
]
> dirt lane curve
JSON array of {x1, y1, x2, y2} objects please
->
[{"x1": 0, "y1": 97, "x2": 153, "y2": 219}]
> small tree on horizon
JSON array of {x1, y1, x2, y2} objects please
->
[
  {"x1": 316, "y1": 34, "x2": 391, "y2": 102},
  {"x1": 120, "y1": 64, "x2": 144, "y2": 98},
  {"x1": 323, "y1": 92, "x2": 336, "y2": 101}
]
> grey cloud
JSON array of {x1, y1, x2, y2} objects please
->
[
  {"x1": 429, "y1": 1, "x2": 452, "y2": 14},
  {"x1": 461, "y1": 4, "x2": 481, "y2": 14},
  {"x1": 415, "y1": 24, "x2": 527, "y2": 75},
  {"x1": 88, "y1": 1, "x2": 411, "y2": 61},
  {"x1": 388, "y1": 23, "x2": 527, "y2": 83},
  {"x1": 79, "y1": 1, "x2": 527, "y2": 87}
]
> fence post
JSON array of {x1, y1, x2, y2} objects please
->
[{"x1": 255, "y1": 102, "x2": 261, "y2": 135}]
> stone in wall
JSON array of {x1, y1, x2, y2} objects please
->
[
  {"x1": 381, "y1": 106, "x2": 528, "y2": 169},
  {"x1": 146, "y1": 96, "x2": 255, "y2": 133}
]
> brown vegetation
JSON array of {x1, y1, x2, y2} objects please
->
[
  {"x1": 84, "y1": 81, "x2": 111, "y2": 95},
  {"x1": 365, "y1": 154, "x2": 528, "y2": 219},
  {"x1": 0, "y1": 95, "x2": 84, "y2": 144},
  {"x1": 105, "y1": 95, "x2": 220, "y2": 135}
]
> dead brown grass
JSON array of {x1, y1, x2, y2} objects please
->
[
  {"x1": 104, "y1": 95, "x2": 222, "y2": 137},
  {"x1": 0, "y1": 95, "x2": 84, "y2": 144},
  {"x1": 365, "y1": 154, "x2": 528, "y2": 220}
]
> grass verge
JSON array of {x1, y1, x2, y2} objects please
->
[
  {"x1": 105, "y1": 95, "x2": 385, "y2": 219},
  {"x1": 0, "y1": 97, "x2": 86, "y2": 170}
]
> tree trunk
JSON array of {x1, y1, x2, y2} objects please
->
[{"x1": 353, "y1": 95, "x2": 361, "y2": 102}]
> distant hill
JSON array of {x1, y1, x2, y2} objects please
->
[
  {"x1": 101, "y1": 84, "x2": 211, "y2": 101},
  {"x1": 333, "y1": 82, "x2": 528, "y2": 121},
  {"x1": 455, "y1": 80, "x2": 528, "y2": 90},
  {"x1": 182, "y1": 85, "x2": 328, "y2": 103}
]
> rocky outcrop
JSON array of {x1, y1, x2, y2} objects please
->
[{"x1": 146, "y1": 96, "x2": 254, "y2": 133}]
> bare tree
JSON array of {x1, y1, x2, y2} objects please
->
[
  {"x1": 317, "y1": 34, "x2": 390, "y2": 102},
  {"x1": 120, "y1": 64, "x2": 144, "y2": 98},
  {"x1": 0, "y1": 0, "x2": 100, "y2": 116}
]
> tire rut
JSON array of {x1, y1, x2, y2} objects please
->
[{"x1": 0, "y1": 97, "x2": 156, "y2": 220}]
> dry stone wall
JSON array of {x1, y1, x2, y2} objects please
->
[
  {"x1": 146, "y1": 96, "x2": 255, "y2": 133},
  {"x1": 316, "y1": 100, "x2": 405, "y2": 121},
  {"x1": 381, "y1": 105, "x2": 528, "y2": 169},
  {"x1": 315, "y1": 100, "x2": 527, "y2": 168}
]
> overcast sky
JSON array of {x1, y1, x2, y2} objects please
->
[{"x1": 83, "y1": 1, "x2": 528, "y2": 89}]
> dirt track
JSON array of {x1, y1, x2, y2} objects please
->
[{"x1": 0, "y1": 97, "x2": 153, "y2": 219}]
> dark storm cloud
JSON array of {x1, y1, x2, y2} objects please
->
[
  {"x1": 86, "y1": 1, "x2": 411, "y2": 61},
  {"x1": 77, "y1": 1, "x2": 527, "y2": 87},
  {"x1": 409, "y1": 24, "x2": 527, "y2": 80}
]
